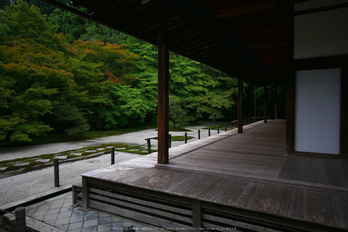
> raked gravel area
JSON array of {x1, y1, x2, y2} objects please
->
[
  {"x1": 0, "y1": 151, "x2": 141, "y2": 207},
  {"x1": 0, "y1": 121, "x2": 228, "y2": 207}
]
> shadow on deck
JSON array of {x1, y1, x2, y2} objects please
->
[{"x1": 74, "y1": 120, "x2": 348, "y2": 231}]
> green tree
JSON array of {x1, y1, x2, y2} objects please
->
[
  {"x1": 81, "y1": 22, "x2": 129, "y2": 44},
  {"x1": 169, "y1": 96, "x2": 188, "y2": 128},
  {"x1": 48, "y1": 7, "x2": 86, "y2": 42}
]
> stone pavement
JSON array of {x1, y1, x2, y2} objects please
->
[{"x1": 5, "y1": 192, "x2": 167, "y2": 232}]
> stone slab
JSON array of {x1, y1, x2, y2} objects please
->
[
  {"x1": 54, "y1": 156, "x2": 67, "y2": 160},
  {"x1": 36, "y1": 159, "x2": 50, "y2": 163},
  {"x1": 13, "y1": 162, "x2": 30, "y2": 167},
  {"x1": 70, "y1": 153, "x2": 82, "y2": 156}
]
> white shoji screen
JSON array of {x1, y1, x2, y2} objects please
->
[{"x1": 295, "y1": 68, "x2": 341, "y2": 154}]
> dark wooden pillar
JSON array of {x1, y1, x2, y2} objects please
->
[
  {"x1": 238, "y1": 76, "x2": 243, "y2": 133},
  {"x1": 286, "y1": 1, "x2": 295, "y2": 156},
  {"x1": 254, "y1": 85, "x2": 257, "y2": 121},
  {"x1": 274, "y1": 85, "x2": 278, "y2": 120},
  {"x1": 157, "y1": 0, "x2": 169, "y2": 164},
  {"x1": 264, "y1": 86, "x2": 268, "y2": 123}
]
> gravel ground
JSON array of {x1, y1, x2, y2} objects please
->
[
  {"x1": 0, "y1": 122, "x2": 227, "y2": 162},
  {"x1": 0, "y1": 121, "x2": 229, "y2": 207},
  {"x1": 0, "y1": 152, "x2": 141, "y2": 206}
]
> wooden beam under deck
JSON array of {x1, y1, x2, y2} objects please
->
[{"x1": 80, "y1": 120, "x2": 348, "y2": 231}]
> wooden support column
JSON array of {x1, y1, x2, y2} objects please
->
[
  {"x1": 274, "y1": 85, "x2": 278, "y2": 120},
  {"x1": 238, "y1": 76, "x2": 243, "y2": 133},
  {"x1": 157, "y1": 0, "x2": 169, "y2": 164},
  {"x1": 264, "y1": 86, "x2": 268, "y2": 123},
  {"x1": 82, "y1": 176, "x2": 89, "y2": 210},
  {"x1": 286, "y1": 0, "x2": 295, "y2": 155},
  {"x1": 254, "y1": 85, "x2": 257, "y2": 121},
  {"x1": 192, "y1": 200, "x2": 202, "y2": 229}
]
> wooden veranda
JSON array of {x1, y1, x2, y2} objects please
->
[{"x1": 74, "y1": 120, "x2": 348, "y2": 231}]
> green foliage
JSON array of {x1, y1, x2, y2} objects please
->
[
  {"x1": 48, "y1": 6, "x2": 86, "y2": 42},
  {"x1": 81, "y1": 22, "x2": 129, "y2": 44},
  {"x1": 1, "y1": 0, "x2": 286, "y2": 144},
  {"x1": 169, "y1": 96, "x2": 188, "y2": 128}
]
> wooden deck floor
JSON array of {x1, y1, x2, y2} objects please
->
[{"x1": 81, "y1": 120, "x2": 348, "y2": 231}]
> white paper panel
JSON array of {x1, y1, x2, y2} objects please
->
[{"x1": 295, "y1": 69, "x2": 341, "y2": 154}]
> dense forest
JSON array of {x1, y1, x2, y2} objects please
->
[{"x1": 0, "y1": 0, "x2": 285, "y2": 142}]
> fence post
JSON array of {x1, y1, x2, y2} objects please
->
[
  {"x1": 217, "y1": 125, "x2": 220, "y2": 134},
  {"x1": 54, "y1": 157, "x2": 59, "y2": 187},
  {"x1": 168, "y1": 134, "x2": 171, "y2": 148},
  {"x1": 111, "y1": 147, "x2": 115, "y2": 165},
  {"x1": 185, "y1": 133, "x2": 187, "y2": 143},
  {"x1": 208, "y1": 128, "x2": 211, "y2": 136},
  {"x1": 198, "y1": 130, "x2": 200, "y2": 139},
  {"x1": 15, "y1": 207, "x2": 26, "y2": 232},
  {"x1": 225, "y1": 123, "x2": 227, "y2": 131},
  {"x1": 146, "y1": 139, "x2": 151, "y2": 154}
]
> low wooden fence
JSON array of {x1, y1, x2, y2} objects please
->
[{"x1": 144, "y1": 119, "x2": 254, "y2": 154}]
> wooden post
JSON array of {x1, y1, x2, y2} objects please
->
[
  {"x1": 15, "y1": 207, "x2": 26, "y2": 232},
  {"x1": 208, "y1": 128, "x2": 211, "y2": 136},
  {"x1": 217, "y1": 125, "x2": 219, "y2": 134},
  {"x1": 254, "y1": 85, "x2": 257, "y2": 121},
  {"x1": 198, "y1": 130, "x2": 200, "y2": 139},
  {"x1": 157, "y1": 0, "x2": 169, "y2": 164},
  {"x1": 225, "y1": 123, "x2": 227, "y2": 131},
  {"x1": 192, "y1": 200, "x2": 202, "y2": 229},
  {"x1": 82, "y1": 176, "x2": 89, "y2": 210},
  {"x1": 185, "y1": 132, "x2": 187, "y2": 143},
  {"x1": 168, "y1": 134, "x2": 171, "y2": 148},
  {"x1": 238, "y1": 76, "x2": 243, "y2": 133},
  {"x1": 111, "y1": 147, "x2": 115, "y2": 165},
  {"x1": 264, "y1": 86, "x2": 268, "y2": 123},
  {"x1": 274, "y1": 85, "x2": 278, "y2": 120},
  {"x1": 54, "y1": 157, "x2": 59, "y2": 187},
  {"x1": 286, "y1": 0, "x2": 295, "y2": 156},
  {"x1": 146, "y1": 139, "x2": 151, "y2": 154}
]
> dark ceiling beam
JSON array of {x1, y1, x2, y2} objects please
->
[
  {"x1": 40, "y1": 0, "x2": 156, "y2": 45},
  {"x1": 86, "y1": 0, "x2": 126, "y2": 17},
  {"x1": 295, "y1": 2, "x2": 348, "y2": 16}
]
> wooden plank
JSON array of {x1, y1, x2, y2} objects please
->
[
  {"x1": 265, "y1": 185, "x2": 306, "y2": 219},
  {"x1": 203, "y1": 214, "x2": 279, "y2": 232},
  {"x1": 214, "y1": 179, "x2": 251, "y2": 207},
  {"x1": 130, "y1": 168, "x2": 191, "y2": 191},
  {"x1": 181, "y1": 174, "x2": 222, "y2": 199},
  {"x1": 90, "y1": 194, "x2": 192, "y2": 224},
  {"x1": 166, "y1": 173, "x2": 209, "y2": 196},
  {"x1": 157, "y1": 0, "x2": 169, "y2": 164},
  {"x1": 90, "y1": 187, "x2": 192, "y2": 216},
  {"x1": 307, "y1": 190, "x2": 348, "y2": 229},
  {"x1": 90, "y1": 201, "x2": 190, "y2": 230}
]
